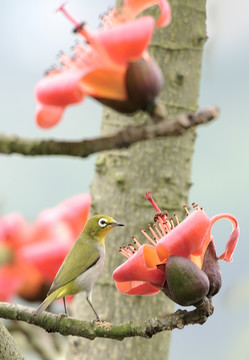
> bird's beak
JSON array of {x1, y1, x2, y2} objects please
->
[{"x1": 109, "y1": 222, "x2": 125, "y2": 227}]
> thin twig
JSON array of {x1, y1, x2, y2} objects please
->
[
  {"x1": 0, "y1": 106, "x2": 219, "y2": 158},
  {"x1": 0, "y1": 298, "x2": 214, "y2": 341}
]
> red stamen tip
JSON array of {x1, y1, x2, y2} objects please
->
[
  {"x1": 173, "y1": 213, "x2": 180, "y2": 225},
  {"x1": 143, "y1": 192, "x2": 161, "y2": 213},
  {"x1": 56, "y1": 2, "x2": 68, "y2": 14},
  {"x1": 183, "y1": 205, "x2": 190, "y2": 216},
  {"x1": 142, "y1": 191, "x2": 152, "y2": 201},
  {"x1": 56, "y1": 2, "x2": 81, "y2": 29}
]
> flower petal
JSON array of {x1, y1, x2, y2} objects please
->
[
  {"x1": 95, "y1": 16, "x2": 155, "y2": 65},
  {"x1": 81, "y1": 67, "x2": 127, "y2": 100},
  {"x1": 35, "y1": 71, "x2": 85, "y2": 107},
  {"x1": 122, "y1": 0, "x2": 171, "y2": 27},
  {"x1": 210, "y1": 213, "x2": 239, "y2": 262},
  {"x1": 155, "y1": 0, "x2": 172, "y2": 27},
  {"x1": 0, "y1": 262, "x2": 43, "y2": 302},
  {"x1": 36, "y1": 193, "x2": 91, "y2": 238},
  {"x1": 18, "y1": 238, "x2": 73, "y2": 282},
  {"x1": 0, "y1": 266, "x2": 23, "y2": 301},
  {"x1": 35, "y1": 103, "x2": 65, "y2": 129},
  {"x1": 115, "y1": 279, "x2": 161, "y2": 295},
  {"x1": 113, "y1": 244, "x2": 165, "y2": 287},
  {"x1": 16, "y1": 262, "x2": 44, "y2": 301},
  {"x1": 156, "y1": 210, "x2": 211, "y2": 262},
  {"x1": 0, "y1": 213, "x2": 27, "y2": 248},
  {"x1": 202, "y1": 240, "x2": 222, "y2": 296}
]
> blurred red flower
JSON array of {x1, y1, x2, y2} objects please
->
[
  {"x1": 0, "y1": 194, "x2": 91, "y2": 302},
  {"x1": 34, "y1": 0, "x2": 171, "y2": 128}
]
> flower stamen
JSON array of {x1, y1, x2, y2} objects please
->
[
  {"x1": 72, "y1": 22, "x2": 86, "y2": 34},
  {"x1": 183, "y1": 205, "x2": 190, "y2": 216},
  {"x1": 101, "y1": 8, "x2": 119, "y2": 28},
  {"x1": 156, "y1": 216, "x2": 167, "y2": 235},
  {"x1": 140, "y1": 228, "x2": 157, "y2": 246},
  {"x1": 164, "y1": 219, "x2": 172, "y2": 233},
  {"x1": 170, "y1": 217, "x2": 175, "y2": 229},
  {"x1": 128, "y1": 244, "x2": 136, "y2": 253},
  {"x1": 58, "y1": 52, "x2": 76, "y2": 69},
  {"x1": 132, "y1": 236, "x2": 141, "y2": 248},
  {"x1": 124, "y1": 246, "x2": 134, "y2": 256},
  {"x1": 154, "y1": 212, "x2": 171, "y2": 232},
  {"x1": 159, "y1": 222, "x2": 167, "y2": 235},
  {"x1": 174, "y1": 213, "x2": 180, "y2": 225},
  {"x1": 192, "y1": 202, "x2": 200, "y2": 211},
  {"x1": 153, "y1": 223, "x2": 163, "y2": 237},
  {"x1": 57, "y1": 3, "x2": 94, "y2": 45},
  {"x1": 148, "y1": 224, "x2": 160, "y2": 242},
  {"x1": 119, "y1": 247, "x2": 131, "y2": 258}
]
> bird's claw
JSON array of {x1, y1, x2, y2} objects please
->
[
  {"x1": 58, "y1": 312, "x2": 69, "y2": 319},
  {"x1": 91, "y1": 317, "x2": 102, "y2": 325}
]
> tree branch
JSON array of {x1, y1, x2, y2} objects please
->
[
  {"x1": 0, "y1": 106, "x2": 218, "y2": 158},
  {"x1": 0, "y1": 297, "x2": 214, "y2": 341}
]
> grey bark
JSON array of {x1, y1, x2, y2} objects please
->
[
  {"x1": 68, "y1": 0, "x2": 207, "y2": 359},
  {"x1": 0, "y1": 320, "x2": 24, "y2": 360}
]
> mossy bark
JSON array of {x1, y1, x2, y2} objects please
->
[{"x1": 68, "y1": 1, "x2": 206, "y2": 359}]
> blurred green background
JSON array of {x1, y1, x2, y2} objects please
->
[{"x1": 0, "y1": 1, "x2": 248, "y2": 359}]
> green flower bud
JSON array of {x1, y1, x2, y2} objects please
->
[
  {"x1": 163, "y1": 255, "x2": 210, "y2": 306},
  {"x1": 202, "y1": 241, "x2": 222, "y2": 297},
  {"x1": 96, "y1": 57, "x2": 164, "y2": 115},
  {"x1": 126, "y1": 57, "x2": 164, "y2": 113}
]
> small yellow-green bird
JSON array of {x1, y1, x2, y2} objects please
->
[{"x1": 34, "y1": 214, "x2": 124, "y2": 320}]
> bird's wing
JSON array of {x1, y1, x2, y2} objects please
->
[{"x1": 47, "y1": 238, "x2": 100, "y2": 295}]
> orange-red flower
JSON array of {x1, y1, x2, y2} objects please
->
[
  {"x1": 0, "y1": 194, "x2": 91, "y2": 302},
  {"x1": 34, "y1": 0, "x2": 171, "y2": 128},
  {"x1": 113, "y1": 192, "x2": 239, "y2": 305}
]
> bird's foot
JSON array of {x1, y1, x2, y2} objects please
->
[
  {"x1": 94, "y1": 320, "x2": 111, "y2": 329},
  {"x1": 58, "y1": 312, "x2": 69, "y2": 320},
  {"x1": 91, "y1": 317, "x2": 102, "y2": 325}
]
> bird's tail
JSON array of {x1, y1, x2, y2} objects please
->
[{"x1": 33, "y1": 290, "x2": 59, "y2": 316}]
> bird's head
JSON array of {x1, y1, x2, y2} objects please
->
[{"x1": 85, "y1": 214, "x2": 124, "y2": 242}]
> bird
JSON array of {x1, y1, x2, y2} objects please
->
[{"x1": 33, "y1": 214, "x2": 124, "y2": 320}]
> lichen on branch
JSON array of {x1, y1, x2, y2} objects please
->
[
  {"x1": 0, "y1": 298, "x2": 214, "y2": 340},
  {"x1": 0, "y1": 106, "x2": 218, "y2": 158}
]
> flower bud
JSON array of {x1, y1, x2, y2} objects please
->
[
  {"x1": 202, "y1": 241, "x2": 222, "y2": 297},
  {"x1": 164, "y1": 255, "x2": 210, "y2": 306},
  {"x1": 126, "y1": 57, "x2": 164, "y2": 113},
  {"x1": 96, "y1": 58, "x2": 164, "y2": 114}
]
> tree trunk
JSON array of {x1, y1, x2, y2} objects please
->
[
  {"x1": 68, "y1": 0, "x2": 206, "y2": 359},
  {"x1": 0, "y1": 321, "x2": 24, "y2": 360}
]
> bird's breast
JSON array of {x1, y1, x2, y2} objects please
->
[{"x1": 75, "y1": 244, "x2": 105, "y2": 295}]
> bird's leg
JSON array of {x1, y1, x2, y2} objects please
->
[
  {"x1": 63, "y1": 297, "x2": 69, "y2": 316},
  {"x1": 86, "y1": 295, "x2": 101, "y2": 322}
]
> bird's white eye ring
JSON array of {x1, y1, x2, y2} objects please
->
[{"x1": 98, "y1": 218, "x2": 107, "y2": 228}]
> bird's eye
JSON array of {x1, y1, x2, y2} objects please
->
[{"x1": 98, "y1": 218, "x2": 107, "y2": 228}]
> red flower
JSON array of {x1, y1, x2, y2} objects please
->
[
  {"x1": 34, "y1": 1, "x2": 171, "y2": 128},
  {"x1": 0, "y1": 213, "x2": 44, "y2": 302},
  {"x1": 113, "y1": 192, "x2": 239, "y2": 305},
  {"x1": 0, "y1": 194, "x2": 91, "y2": 302}
]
